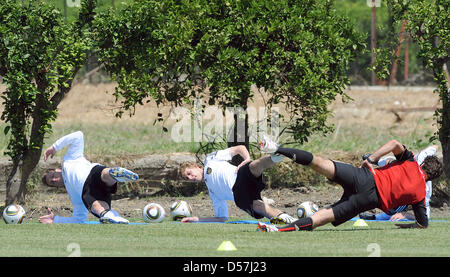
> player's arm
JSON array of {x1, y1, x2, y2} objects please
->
[
  {"x1": 181, "y1": 216, "x2": 227, "y2": 223},
  {"x1": 395, "y1": 199, "x2": 428, "y2": 229},
  {"x1": 362, "y1": 140, "x2": 405, "y2": 168},
  {"x1": 229, "y1": 145, "x2": 251, "y2": 171},
  {"x1": 44, "y1": 131, "x2": 85, "y2": 161},
  {"x1": 229, "y1": 145, "x2": 251, "y2": 161}
]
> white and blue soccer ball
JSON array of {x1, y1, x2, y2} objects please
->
[
  {"x1": 2, "y1": 204, "x2": 26, "y2": 224},
  {"x1": 170, "y1": 200, "x2": 192, "y2": 220},
  {"x1": 143, "y1": 203, "x2": 166, "y2": 223},
  {"x1": 297, "y1": 201, "x2": 319, "y2": 218}
]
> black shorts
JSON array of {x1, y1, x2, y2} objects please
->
[
  {"x1": 330, "y1": 161, "x2": 380, "y2": 226},
  {"x1": 232, "y1": 162, "x2": 265, "y2": 219},
  {"x1": 82, "y1": 165, "x2": 117, "y2": 217}
]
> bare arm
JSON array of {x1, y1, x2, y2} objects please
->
[
  {"x1": 370, "y1": 140, "x2": 405, "y2": 162},
  {"x1": 181, "y1": 216, "x2": 227, "y2": 223},
  {"x1": 229, "y1": 145, "x2": 252, "y2": 172},
  {"x1": 229, "y1": 145, "x2": 251, "y2": 161},
  {"x1": 362, "y1": 140, "x2": 405, "y2": 168}
]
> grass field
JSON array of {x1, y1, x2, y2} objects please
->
[{"x1": 1, "y1": 217, "x2": 449, "y2": 257}]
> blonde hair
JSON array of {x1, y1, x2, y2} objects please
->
[{"x1": 180, "y1": 162, "x2": 200, "y2": 178}]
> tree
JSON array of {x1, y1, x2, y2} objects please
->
[
  {"x1": 0, "y1": 0, "x2": 96, "y2": 204},
  {"x1": 375, "y1": 0, "x2": 450, "y2": 177},
  {"x1": 93, "y1": 0, "x2": 365, "y2": 149}
]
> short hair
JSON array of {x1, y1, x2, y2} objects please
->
[
  {"x1": 180, "y1": 162, "x2": 200, "y2": 178},
  {"x1": 421, "y1": 156, "x2": 443, "y2": 181},
  {"x1": 41, "y1": 169, "x2": 55, "y2": 186}
]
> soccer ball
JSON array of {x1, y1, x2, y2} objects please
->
[
  {"x1": 297, "y1": 201, "x2": 319, "y2": 218},
  {"x1": 2, "y1": 204, "x2": 26, "y2": 224},
  {"x1": 170, "y1": 200, "x2": 192, "y2": 220},
  {"x1": 142, "y1": 203, "x2": 166, "y2": 223}
]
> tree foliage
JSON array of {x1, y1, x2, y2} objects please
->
[
  {"x1": 93, "y1": 0, "x2": 366, "y2": 146},
  {"x1": 375, "y1": 0, "x2": 450, "y2": 176},
  {"x1": 0, "y1": 0, "x2": 95, "y2": 204}
]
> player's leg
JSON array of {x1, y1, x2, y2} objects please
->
[
  {"x1": 248, "y1": 156, "x2": 275, "y2": 178},
  {"x1": 82, "y1": 166, "x2": 130, "y2": 224},
  {"x1": 89, "y1": 199, "x2": 129, "y2": 224},
  {"x1": 251, "y1": 199, "x2": 296, "y2": 224},
  {"x1": 258, "y1": 136, "x2": 335, "y2": 179},
  {"x1": 258, "y1": 208, "x2": 335, "y2": 232},
  {"x1": 247, "y1": 157, "x2": 297, "y2": 223},
  {"x1": 276, "y1": 148, "x2": 336, "y2": 180},
  {"x1": 233, "y1": 162, "x2": 296, "y2": 224},
  {"x1": 252, "y1": 199, "x2": 282, "y2": 219},
  {"x1": 285, "y1": 207, "x2": 335, "y2": 231}
]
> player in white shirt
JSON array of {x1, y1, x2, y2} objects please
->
[
  {"x1": 179, "y1": 145, "x2": 296, "y2": 224},
  {"x1": 38, "y1": 131, "x2": 139, "y2": 224}
]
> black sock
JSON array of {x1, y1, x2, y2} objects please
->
[
  {"x1": 98, "y1": 209, "x2": 111, "y2": 218},
  {"x1": 278, "y1": 217, "x2": 314, "y2": 232},
  {"x1": 276, "y1": 147, "x2": 314, "y2": 165}
]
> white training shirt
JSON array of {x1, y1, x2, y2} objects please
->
[
  {"x1": 51, "y1": 131, "x2": 98, "y2": 224},
  {"x1": 378, "y1": 145, "x2": 436, "y2": 218},
  {"x1": 203, "y1": 148, "x2": 238, "y2": 219},
  {"x1": 415, "y1": 146, "x2": 436, "y2": 219}
]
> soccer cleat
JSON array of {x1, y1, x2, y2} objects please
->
[
  {"x1": 258, "y1": 135, "x2": 279, "y2": 154},
  {"x1": 257, "y1": 222, "x2": 279, "y2": 232},
  {"x1": 109, "y1": 167, "x2": 139, "y2": 183},
  {"x1": 270, "y1": 213, "x2": 296, "y2": 224},
  {"x1": 100, "y1": 215, "x2": 130, "y2": 224}
]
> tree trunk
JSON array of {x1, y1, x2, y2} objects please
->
[
  {"x1": 5, "y1": 78, "x2": 49, "y2": 205},
  {"x1": 227, "y1": 95, "x2": 250, "y2": 165},
  {"x1": 5, "y1": 159, "x2": 23, "y2": 205},
  {"x1": 440, "y1": 90, "x2": 450, "y2": 178},
  {"x1": 5, "y1": 148, "x2": 43, "y2": 205},
  {"x1": 435, "y1": 63, "x2": 450, "y2": 178},
  {"x1": 228, "y1": 98, "x2": 250, "y2": 148}
]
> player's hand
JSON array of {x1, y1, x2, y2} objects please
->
[
  {"x1": 39, "y1": 208, "x2": 55, "y2": 224},
  {"x1": 181, "y1": 216, "x2": 199, "y2": 223},
  {"x1": 360, "y1": 159, "x2": 374, "y2": 170},
  {"x1": 43, "y1": 146, "x2": 56, "y2": 162},
  {"x1": 236, "y1": 159, "x2": 251, "y2": 173},
  {"x1": 390, "y1": 213, "x2": 406, "y2": 221}
]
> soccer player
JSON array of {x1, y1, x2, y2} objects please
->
[
  {"x1": 359, "y1": 145, "x2": 439, "y2": 221},
  {"x1": 39, "y1": 131, "x2": 139, "y2": 224},
  {"x1": 256, "y1": 136, "x2": 443, "y2": 232},
  {"x1": 179, "y1": 145, "x2": 296, "y2": 224}
]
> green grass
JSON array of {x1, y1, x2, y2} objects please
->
[
  {"x1": 296, "y1": 118, "x2": 437, "y2": 155},
  {"x1": 0, "y1": 116, "x2": 436, "y2": 159},
  {"x1": 1, "y1": 217, "x2": 449, "y2": 257},
  {"x1": 0, "y1": 122, "x2": 199, "y2": 158}
]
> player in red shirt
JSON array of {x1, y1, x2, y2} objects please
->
[{"x1": 256, "y1": 137, "x2": 443, "y2": 232}]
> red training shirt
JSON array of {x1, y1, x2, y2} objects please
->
[{"x1": 370, "y1": 149, "x2": 427, "y2": 212}]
